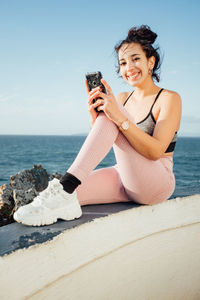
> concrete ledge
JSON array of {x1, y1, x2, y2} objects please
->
[
  {"x1": 0, "y1": 195, "x2": 200, "y2": 300},
  {"x1": 0, "y1": 201, "x2": 139, "y2": 256}
]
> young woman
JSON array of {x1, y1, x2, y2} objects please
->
[{"x1": 14, "y1": 25, "x2": 182, "y2": 226}]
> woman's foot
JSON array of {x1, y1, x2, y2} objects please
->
[{"x1": 13, "y1": 178, "x2": 82, "y2": 226}]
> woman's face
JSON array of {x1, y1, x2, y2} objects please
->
[{"x1": 118, "y1": 42, "x2": 155, "y2": 87}]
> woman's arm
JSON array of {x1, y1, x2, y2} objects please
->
[
  {"x1": 95, "y1": 79, "x2": 182, "y2": 160},
  {"x1": 115, "y1": 90, "x2": 182, "y2": 160}
]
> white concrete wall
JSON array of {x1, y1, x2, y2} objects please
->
[{"x1": 1, "y1": 194, "x2": 200, "y2": 300}]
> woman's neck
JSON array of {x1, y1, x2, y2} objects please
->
[{"x1": 133, "y1": 78, "x2": 160, "y2": 100}]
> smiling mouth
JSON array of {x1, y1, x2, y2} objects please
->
[{"x1": 127, "y1": 72, "x2": 141, "y2": 81}]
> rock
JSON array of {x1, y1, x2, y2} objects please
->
[
  {"x1": 10, "y1": 164, "x2": 50, "y2": 192},
  {"x1": 0, "y1": 165, "x2": 62, "y2": 227},
  {"x1": 13, "y1": 188, "x2": 38, "y2": 209},
  {"x1": 0, "y1": 184, "x2": 15, "y2": 226},
  {"x1": 0, "y1": 184, "x2": 13, "y2": 206}
]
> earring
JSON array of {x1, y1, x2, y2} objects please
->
[{"x1": 148, "y1": 69, "x2": 153, "y2": 75}]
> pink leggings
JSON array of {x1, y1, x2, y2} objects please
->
[{"x1": 68, "y1": 104, "x2": 175, "y2": 206}]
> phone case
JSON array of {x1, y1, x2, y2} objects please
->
[
  {"x1": 85, "y1": 72, "x2": 106, "y2": 93},
  {"x1": 85, "y1": 71, "x2": 106, "y2": 112}
]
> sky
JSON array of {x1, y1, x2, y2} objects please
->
[{"x1": 0, "y1": 0, "x2": 200, "y2": 136}]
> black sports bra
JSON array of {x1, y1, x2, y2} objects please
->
[{"x1": 123, "y1": 89, "x2": 177, "y2": 153}]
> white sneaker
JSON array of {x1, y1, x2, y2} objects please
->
[{"x1": 13, "y1": 178, "x2": 82, "y2": 226}]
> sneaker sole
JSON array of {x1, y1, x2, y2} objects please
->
[{"x1": 13, "y1": 203, "x2": 82, "y2": 227}]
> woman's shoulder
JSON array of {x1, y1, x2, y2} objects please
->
[
  {"x1": 161, "y1": 88, "x2": 181, "y2": 100},
  {"x1": 160, "y1": 88, "x2": 182, "y2": 107},
  {"x1": 116, "y1": 91, "x2": 132, "y2": 105}
]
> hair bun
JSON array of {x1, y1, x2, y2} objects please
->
[{"x1": 128, "y1": 25, "x2": 157, "y2": 45}]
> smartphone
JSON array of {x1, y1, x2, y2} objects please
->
[{"x1": 85, "y1": 71, "x2": 106, "y2": 112}]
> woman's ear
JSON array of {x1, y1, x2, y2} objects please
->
[{"x1": 148, "y1": 56, "x2": 155, "y2": 70}]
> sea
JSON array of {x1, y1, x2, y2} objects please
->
[{"x1": 0, "y1": 135, "x2": 199, "y2": 199}]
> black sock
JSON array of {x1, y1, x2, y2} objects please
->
[{"x1": 60, "y1": 172, "x2": 81, "y2": 194}]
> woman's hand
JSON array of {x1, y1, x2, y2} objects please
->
[
  {"x1": 85, "y1": 80, "x2": 102, "y2": 126},
  {"x1": 85, "y1": 78, "x2": 124, "y2": 127},
  {"x1": 93, "y1": 78, "x2": 123, "y2": 125}
]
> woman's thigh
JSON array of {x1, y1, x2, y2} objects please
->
[
  {"x1": 76, "y1": 166, "x2": 130, "y2": 206},
  {"x1": 114, "y1": 134, "x2": 175, "y2": 205}
]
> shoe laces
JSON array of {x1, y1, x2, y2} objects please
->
[{"x1": 33, "y1": 179, "x2": 62, "y2": 206}]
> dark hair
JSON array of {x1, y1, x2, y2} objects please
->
[{"x1": 114, "y1": 25, "x2": 161, "y2": 82}]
